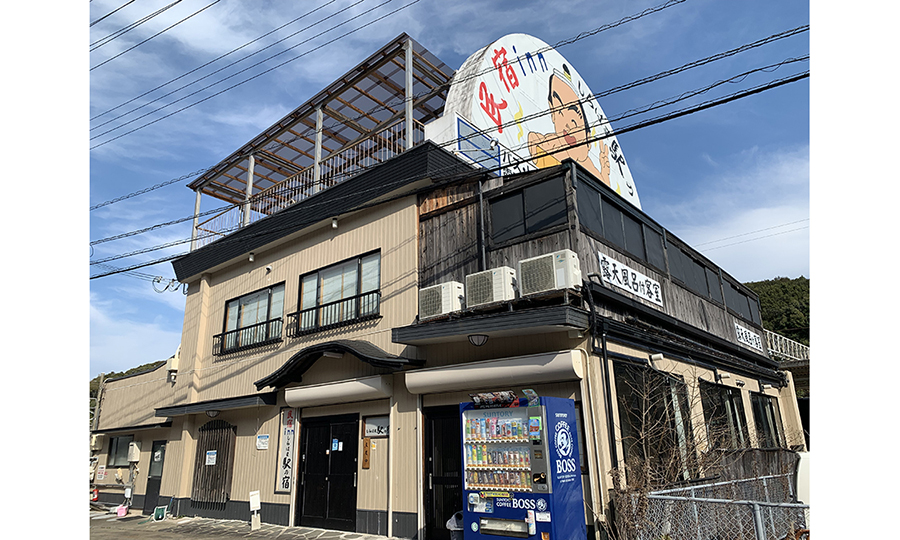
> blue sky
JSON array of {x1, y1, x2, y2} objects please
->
[
  {"x1": 82, "y1": 0, "x2": 814, "y2": 379},
  {"x1": 7, "y1": 1, "x2": 898, "y2": 527}
]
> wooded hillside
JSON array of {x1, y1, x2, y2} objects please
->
[{"x1": 743, "y1": 276, "x2": 809, "y2": 346}]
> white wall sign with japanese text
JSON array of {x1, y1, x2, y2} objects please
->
[
  {"x1": 275, "y1": 408, "x2": 297, "y2": 493},
  {"x1": 598, "y1": 252, "x2": 663, "y2": 307},
  {"x1": 364, "y1": 415, "x2": 390, "y2": 438},
  {"x1": 431, "y1": 33, "x2": 641, "y2": 209},
  {"x1": 205, "y1": 450, "x2": 217, "y2": 466},
  {"x1": 734, "y1": 322, "x2": 764, "y2": 352}
]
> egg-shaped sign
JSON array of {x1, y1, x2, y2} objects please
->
[{"x1": 429, "y1": 33, "x2": 641, "y2": 209}]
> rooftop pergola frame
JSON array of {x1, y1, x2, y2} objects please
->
[{"x1": 188, "y1": 34, "x2": 455, "y2": 249}]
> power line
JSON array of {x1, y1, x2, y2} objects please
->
[
  {"x1": 90, "y1": 0, "x2": 341, "y2": 122},
  {"x1": 702, "y1": 226, "x2": 808, "y2": 252},
  {"x1": 90, "y1": 0, "x2": 138, "y2": 27},
  {"x1": 89, "y1": 0, "x2": 403, "y2": 143},
  {"x1": 90, "y1": 0, "x2": 183, "y2": 51},
  {"x1": 91, "y1": 53, "x2": 803, "y2": 247},
  {"x1": 90, "y1": 69, "x2": 807, "y2": 277},
  {"x1": 90, "y1": 0, "x2": 224, "y2": 71},
  {"x1": 87, "y1": 8, "x2": 802, "y2": 213},
  {"x1": 90, "y1": 166, "x2": 214, "y2": 211},
  {"x1": 201, "y1": 20, "x2": 807, "y2": 178},
  {"x1": 91, "y1": 50, "x2": 807, "y2": 250},
  {"x1": 89, "y1": 0, "x2": 686, "y2": 146},
  {"x1": 90, "y1": 204, "x2": 233, "y2": 246},
  {"x1": 88, "y1": 0, "x2": 699, "y2": 205},
  {"x1": 91, "y1": 0, "x2": 362, "y2": 130},
  {"x1": 694, "y1": 219, "x2": 809, "y2": 247}
]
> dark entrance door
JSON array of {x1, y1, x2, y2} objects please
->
[
  {"x1": 424, "y1": 406, "x2": 462, "y2": 540},
  {"x1": 296, "y1": 414, "x2": 359, "y2": 531},
  {"x1": 142, "y1": 440, "x2": 166, "y2": 515}
]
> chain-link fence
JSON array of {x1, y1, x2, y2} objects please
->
[{"x1": 614, "y1": 475, "x2": 810, "y2": 540}]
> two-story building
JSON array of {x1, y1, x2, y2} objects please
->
[{"x1": 90, "y1": 33, "x2": 806, "y2": 540}]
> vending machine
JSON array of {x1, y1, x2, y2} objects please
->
[{"x1": 460, "y1": 395, "x2": 585, "y2": 540}]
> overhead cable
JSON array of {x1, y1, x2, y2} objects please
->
[
  {"x1": 89, "y1": 69, "x2": 807, "y2": 277},
  {"x1": 90, "y1": 0, "x2": 183, "y2": 50},
  {"x1": 89, "y1": 0, "x2": 398, "y2": 141},
  {"x1": 90, "y1": 0, "x2": 224, "y2": 71},
  {"x1": 90, "y1": 0, "x2": 340, "y2": 122},
  {"x1": 89, "y1": 0, "x2": 138, "y2": 27}
]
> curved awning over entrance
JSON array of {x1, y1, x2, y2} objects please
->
[{"x1": 254, "y1": 339, "x2": 423, "y2": 390}]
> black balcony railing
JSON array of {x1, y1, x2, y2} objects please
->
[
  {"x1": 213, "y1": 318, "x2": 283, "y2": 356},
  {"x1": 287, "y1": 290, "x2": 381, "y2": 337}
]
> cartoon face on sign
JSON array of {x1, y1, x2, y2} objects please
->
[
  {"x1": 528, "y1": 66, "x2": 609, "y2": 186},
  {"x1": 437, "y1": 33, "x2": 641, "y2": 210}
]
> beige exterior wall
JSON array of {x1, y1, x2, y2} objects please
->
[
  {"x1": 96, "y1": 365, "x2": 186, "y2": 430},
  {"x1": 175, "y1": 195, "x2": 419, "y2": 405}
]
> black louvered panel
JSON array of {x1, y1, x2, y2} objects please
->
[{"x1": 191, "y1": 420, "x2": 236, "y2": 505}]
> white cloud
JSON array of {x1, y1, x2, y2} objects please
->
[
  {"x1": 655, "y1": 145, "x2": 809, "y2": 282},
  {"x1": 90, "y1": 293, "x2": 183, "y2": 377}
]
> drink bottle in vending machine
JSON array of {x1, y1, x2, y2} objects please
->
[{"x1": 459, "y1": 396, "x2": 585, "y2": 540}]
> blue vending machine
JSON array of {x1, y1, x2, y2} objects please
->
[{"x1": 460, "y1": 396, "x2": 586, "y2": 540}]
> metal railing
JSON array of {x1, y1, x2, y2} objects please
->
[
  {"x1": 764, "y1": 330, "x2": 810, "y2": 363},
  {"x1": 286, "y1": 290, "x2": 380, "y2": 337},
  {"x1": 193, "y1": 120, "x2": 424, "y2": 250},
  {"x1": 212, "y1": 318, "x2": 283, "y2": 356},
  {"x1": 615, "y1": 475, "x2": 809, "y2": 540}
]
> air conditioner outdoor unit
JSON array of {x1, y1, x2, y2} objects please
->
[
  {"x1": 419, "y1": 281, "x2": 464, "y2": 320},
  {"x1": 465, "y1": 266, "x2": 516, "y2": 308},
  {"x1": 90, "y1": 434, "x2": 104, "y2": 451},
  {"x1": 127, "y1": 441, "x2": 142, "y2": 462},
  {"x1": 517, "y1": 249, "x2": 582, "y2": 297}
]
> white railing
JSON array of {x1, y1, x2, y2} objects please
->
[
  {"x1": 193, "y1": 120, "x2": 424, "y2": 250},
  {"x1": 764, "y1": 330, "x2": 809, "y2": 363}
]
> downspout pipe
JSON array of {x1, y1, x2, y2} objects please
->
[
  {"x1": 583, "y1": 277, "x2": 619, "y2": 474},
  {"x1": 477, "y1": 175, "x2": 487, "y2": 271}
]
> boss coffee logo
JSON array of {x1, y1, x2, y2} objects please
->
[{"x1": 554, "y1": 420, "x2": 578, "y2": 476}]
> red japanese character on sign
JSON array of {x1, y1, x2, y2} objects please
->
[
  {"x1": 479, "y1": 81, "x2": 507, "y2": 133},
  {"x1": 491, "y1": 47, "x2": 519, "y2": 92}
]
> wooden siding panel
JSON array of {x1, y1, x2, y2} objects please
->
[
  {"x1": 578, "y1": 233, "x2": 767, "y2": 356},
  {"x1": 418, "y1": 202, "x2": 480, "y2": 288}
]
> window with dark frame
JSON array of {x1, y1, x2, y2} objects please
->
[
  {"x1": 576, "y1": 181, "x2": 666, "y2": 273},
  {"x1": 750, "y1": 392, "x2": 786, "y2": 449},
  {"x1": 575, "y1": 178, "x2": 764, "y2": 328},
  {"x1": 490, "y1": 178, "x2": 567, "y2": 244},
  {"x1": 293, "y1": 252, "x2": 381, "y2": 335},
  {"x1": 107, "y1": 435, "x2": 133, "y2": 467},
  {"x1": 613, "y1": 362, "x2": 698, "y2": 484},
  {"x1": 699, "y1": 380, "x2": 749, "y2": 450},
  {"x1": 215, "y1": 283, "x2": 285, "y2": 355}
]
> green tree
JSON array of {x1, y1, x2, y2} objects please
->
[{"x1": 743, "y1": 276, "x2": 809, "y2": 346}]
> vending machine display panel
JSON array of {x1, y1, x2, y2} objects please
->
[{"x1": 460, "y1": 397, "x2": 585, "y2": 540}]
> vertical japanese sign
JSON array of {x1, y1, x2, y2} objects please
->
[
  {"x1": 437, "y1": 33, "x2": 641, "y2": 210},
  {"x1": 275, "y1": 408, "x2": 297, "y2": 493}
]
